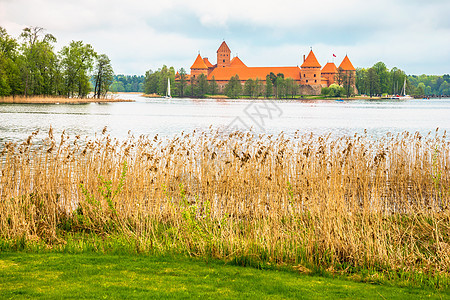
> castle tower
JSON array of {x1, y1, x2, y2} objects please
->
[
  {"x1": 217, "y1": 41, "x2": 231, "y2": 68},
  {"x1": 190, "y1": 54, "x2": 208, "y2": 78},
  {"x1": 321, "y1": 62, "x2": 337, "y2": 86},
  {"x1": 338, "y1": 55, "x2": 357, "y2": 92},
  {"x1": 301, "y1": 50, "x2": 322, "y2": 85}
]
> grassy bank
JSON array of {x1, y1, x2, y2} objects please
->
[
  {"x1": 0, "y1": 129, "x2": 449, "y2": 289},
  {"x1": 0, "y1": 95, "x2": 134, "y2": 104},
  {"x1": 1, "y1": 252, "x2": 447, "y2": 299}
]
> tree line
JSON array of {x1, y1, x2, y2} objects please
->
[
  {"x1": 0, "y1": 26, "x2": 114, "y2": 98},
  {"x1": 109, "y1": 75, "x2": 145, "y2": 93},
  {"x1": 354, "y1": 62, "x2": 449, "y2": 97},
  {"x1": 143, "y1": 67, "x2": 301, "y2": 99},
  {"x1": 408, "y1": 74, "x2": 450, "y2": 97}
]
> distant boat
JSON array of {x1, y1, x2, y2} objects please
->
[
  {"x1": 165, "y1": 78, "x2": 172, "y2": 99},
  {"x1": 390, "y1": 78, "x2": 413, "y2": 100}
]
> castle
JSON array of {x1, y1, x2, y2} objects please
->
[{"x1": 178, "y1": 41, "x2": 356, "y2": 95}]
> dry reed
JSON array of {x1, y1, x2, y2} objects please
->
[
  {"x1": 0, "y1": 128, "x2": 449, "y2": 283},
  {"x1": 0, "y1": 95, "x2": 133, "y2": 104}
]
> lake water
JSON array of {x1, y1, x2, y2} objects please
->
[{"x1": 1, "y1": 93, "x2": 449, "y2": 143}]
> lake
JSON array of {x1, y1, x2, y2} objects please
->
[{"x1": 1, "y1": 94, "x2": 449, "y2": 143}]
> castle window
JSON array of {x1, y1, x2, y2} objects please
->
[
  {"x1": 303, "y1": 74, "x2": 305, "y2": 77},
  {"x1": 314, "y1": 74, "x2": 316, "y2": 77},
  {"x1": 306, "y1": 80, "x2": 308, "y2": 83},
  {"x1": 223, "y1": 59, "x2": 225, "y2": 63},
  {"x1": 315, "y1": 80, "x2": 317, "y2": 83}
]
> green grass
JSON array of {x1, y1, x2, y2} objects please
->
[{"x1": 0, "y1": 252, "x2": 448, "y2": 299}]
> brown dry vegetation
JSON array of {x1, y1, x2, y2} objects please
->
[
  {"x1": 0, "y1": 128, "x2": 449, "y2": 285},
  {"x1": 0, "y1": 96, "x2": 133, "y2": 104}
]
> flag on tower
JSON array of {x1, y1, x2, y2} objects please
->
[{"x1": 333, "y1": 54, "x2": 336, "y2": 57}]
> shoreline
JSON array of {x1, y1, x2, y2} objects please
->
[{"x1": 0, "y1": 96, "x2": 135, "y2": 104}]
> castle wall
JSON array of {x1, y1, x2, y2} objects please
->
[{"x1": 322, "y1": 72, "x2": 336, "y2": 86}]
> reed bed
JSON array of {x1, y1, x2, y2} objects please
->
[
  {"x1": 0, "y1": 128, "x2": 449, "y2": 285},
  {"x1": 0, "y1": 95, "x2": 133, "y2": 104}
]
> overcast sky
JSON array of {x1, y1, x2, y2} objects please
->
[{"x1": 1, "y1": 0, "x2": 449, "y2": 75}]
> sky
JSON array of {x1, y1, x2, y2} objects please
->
[{"x1": 1, "y1": 0, "x2": 449, "y2": 76}]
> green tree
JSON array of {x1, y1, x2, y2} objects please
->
[
  {"x1": 244, "y1": 79, "x2": 255, "y2": 97},
  {"x1": 19, "y1": 26, "x2": 58, "y2": 96},
  {"x1": 328, "y1": 83, "x2": 345, "y2": 97},
  {"x1": 224, "y1": 75, "x2": 242, "y2": 98},
  {"x1": 196, "y1": 73, "x2": 208, "y2": 97},
  {"x1": 372, "y1": 62, "x2": 390, "y2": 94},
  {"x1": 144, "y1": 70, "x2": 159, "y2": 94},
  {"x1": 93, "y1": 54, "x2": 114, "y2": 98},
  {"x1": 265, "y1": 76, "x2": 273, "y2": 98},
  {"x1": 285, "y1": 78, "x2": 298, "y2": 99},
  {"x1": 177, "y1": 68, "x2": 187, "y2": 97},
  {"x1": 254, "y1": 78, "x2": 263, "y2": 98},
  {"x1": 0, "y1": 27, "x2": 21, "y2": 96},
  {"x1": 209, "y1": 76, "x2": 218, "y2": 95},
  {"x1": 59, "y1": 40, "x2": 96, "y2": 98},
  {"x1": 367, "y1": 68, "x2": 380, "y2": 96}
]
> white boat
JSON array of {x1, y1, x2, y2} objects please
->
[
  {"x1": 165, "y1": 77, "x2": 172, "y2": 99},
  {"x1": 390, "y1": 78, "x2": 413, "y2": 100}
]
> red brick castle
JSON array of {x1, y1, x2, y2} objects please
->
[{"x1": 179, "y1": 41, "x2": 356, "y2": 95}]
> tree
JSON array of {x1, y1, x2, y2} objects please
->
[
  {"x1": 244, "y1": 79, "x2": 255, "y2": 97},
  {"x1": 59, "y1": 40, "x2": 96, "y2": 98},
  {"x1": 177, "y1": 68, "x2": 187, "y2": 97},
  {"x1": 372, "y1": 62, "x2": 390, "y2": 94},
  {"x1": 224, "y1": 75, "x2": 242, "y2": 98},
  {"x1": 343, "y1": 71, "x2": 355, "y2": 98},
  {"x1": 0, "y1": 27, "x2": 22, "y2": 96},
  {"x1": 254, "y1": 78, "x2": 263, "y2": 98},
  {"x1": 209, "y1": 76, "x2": 218, "y2": 95},
  {"x1": 93, "y1": 54, "x2": 114, "y2": 98},
  {"x1": 19, "y1": 26, "x2": 58, "y2": 96},
  {"x1": 285, "y1": 78, "x2": 298, "y2": 99},
  {"x1": 367, "y1": 68, "x2": 380, "y2": 96},
  {"x1": 327, "y1": 83, "x2": 345, "y2": 97},
  {"x1": 265, "y1": 76, "x2": 273, "y2": 98},
  {"x1": 196, "y1": 73, "x2": 208, "y2": 97}
]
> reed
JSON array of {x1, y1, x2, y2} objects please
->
[
  {"x1": 0, "y1": 128, "x2": 449, "y2": 286},
  {"x1": 0, "y1": 95, "x2": 133, "y2": 104}
]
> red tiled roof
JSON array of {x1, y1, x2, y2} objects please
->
[
  {"x1": 217, "y1": 41, "x2": 231, "y2": 53},
  {"x1": 203, "y1": 57, "x2": 213, "y2": 68},
  {"x1": 207, "y1": 66, "x2": 301, "y2": 81},
  {"x1": 229, "y1": 56, "x2": 247, "y2": 67},
  {"x1": 339, "y1": 55, "x2": 355, "y2": 71},
  {"x1": 301, "y1": 50, "x2": 321, "y2": 68},
  {"x1": 322, "y1": 62, "x2": 337, "y2": 74},
  {"x1": 190, "y1": 54, "x2": 208, "y2": 69}
]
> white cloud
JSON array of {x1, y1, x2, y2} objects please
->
[{"x1": 0, "y1": 0, "x2": 449, "y2": 75}]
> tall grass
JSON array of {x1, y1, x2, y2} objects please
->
[
  {"x1": 0, "y1": 95, "x2": 133, "y2": 103},
  {"x1": 0, "y1": 128, "x2": 449, "y2": 286}
]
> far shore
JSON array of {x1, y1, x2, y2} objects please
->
[{"x1": 0, "y1": 96, "x2": 135, "y2": 104}]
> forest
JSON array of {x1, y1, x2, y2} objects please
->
[
  {"x1": 0, "y1": 26, "x2": 113, "y2": 98},
  {"x1": 356, "y1": 62, "x2": 450, "y2": 97}
]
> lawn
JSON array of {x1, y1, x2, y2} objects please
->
[{"x1": 0, "y1": 252, "x2": 447, "y2": 299}]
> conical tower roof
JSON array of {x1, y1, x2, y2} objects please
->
[
  {"x1": 190, "y1": 54, "x2": 208, "y2": 69},
  {"x1": 339, "y1": 55, "x2": 355, "y2": 71},
  {"x1": 322, "y1": 62, "x2": 337, "y2": 74},
  {"x1": 217, "y1": 41, "x2": 231, "y2": 53},
  {"x1": 301, "y1": 50, "x2": 321, "y2": 68},
  {"x1": 230, "y1": 56, "x2": 247, "y2": 67}
]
